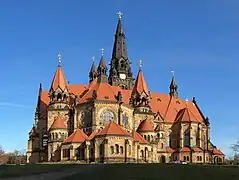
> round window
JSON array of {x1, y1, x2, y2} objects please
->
[{"x1": 101, "y1": 110, "x2": 114, "y2": 124}]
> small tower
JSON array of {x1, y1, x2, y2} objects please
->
[
  {"x1": 130, "y1": 60, "x2": 151, "y2": 113},
  {"x1": 97, "y1": 48, "x2": 108, "y2": 83},
  {"x1": 108, "y1": 11, "x2": 134, "y2": 89},
  {"x1": 89, "y1": 56, "x2": 97, "y2": 83},
  {"x1": 49, "y1": 53, "x2": 69, "y2": 103},
  {"x1": 169, "y1": 71, "x2": 178, "y2": 98}
]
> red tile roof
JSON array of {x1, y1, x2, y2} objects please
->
[
  {"x1": 212, "y1": 148, "x2": 224, "y2": 155},
  {"x1": 192, "y1": 147, "x2": 203, "y2": 152},
  {"x1": 175, "y1": 106, "x2": 199, "y2": 123},
  {"x1": 132, "y1": 70, "x2": 149, "y2": 96},
  {"x1": 50, "y1": 116, "x2": 67, "y2": 130},
  {"x1": 180, "y1": 147, "x2": 191, "y2": 152},
  {"x1": 137, "y1": 119, "x2": 154, "y2": 132},
  {"x1": 166, "y1": 147, "x2": 175, "y2": 153},
  {"x1": 97, "y1": 121, "x2": 131, "y2": 137},
  {"x1": 68, "y1": 84, "x2": 88, "y2": 95},
  {"x1": 63, "y1": 129, "x2": 88, "y2": 143},
  {"x1": 50, "y1": 66, "x2": 68, "y2": 91},
  {"x1": 132, "y1": 131, "x2": 149, "y2": 144}
]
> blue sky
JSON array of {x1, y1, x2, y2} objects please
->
[{"x1": 0, "y1": 0, "x2": 238, "y2": 157}]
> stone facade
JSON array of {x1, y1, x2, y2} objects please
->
[{"x1": 26, "y1": 13, "x2": 224, "y2": 164}]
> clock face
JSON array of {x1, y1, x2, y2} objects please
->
[{"x1": 119, "y1": 73, "x2": 126, "y2": 79}]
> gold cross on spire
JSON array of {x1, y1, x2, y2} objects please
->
[
  {"x1": 100, "y1": 48, "x2": 104, "y2": 56},
  {"x1": 117, "y1": 11, "x2": 123, "y2": 19},
  {"x1": 58, "y1": 52, "x2": 62, "y2": 66},
  {"x1": 139, "y1": 59, "x2": 142, "y2": 70}
]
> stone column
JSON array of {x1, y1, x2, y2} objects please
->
[
  {"x1": 198, "y1": 128, "x2": 202, "y2": 148},
  {"x1": 180, "y1": 125, "x2": 183, "y2": 148},
  {"x1": 136, "y1": 143, "x2": 140, "y2": 163},
  {"x1": 91, "y1": 104, "x2": 96, "y2": 131},
  {"x1": 104, "y1": 139, "x2": 108, "y2": 163},
  {"x1": 69, "y1": 145, "x2": 74, "y2": 161},
  {"x1": 85, "y1": 141, "x2": 90, "y2": 163},
  {"x1": 61, "y1": 148, "x2": 64, "y2": 161},
  {"x1": 94, "y1": 141, "x2": 99, "y2": 163}
]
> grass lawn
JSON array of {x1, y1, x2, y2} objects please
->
[
  {"x1": 0, "y1": 164, "x2": 239, "y2": 180},
  {"x1": 0, "y1": 164, "x2": 77, "y2": 179},
  {"x1": 63, "y1": 164, "x2": 239, "y2": 180}
]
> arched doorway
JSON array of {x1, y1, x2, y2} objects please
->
[
  {"x1": 214, "y1": 156, "x2": 222, "y2": 164},
  {"x1": 160, "y1": 155, "x2": 166, "y2": 163}
]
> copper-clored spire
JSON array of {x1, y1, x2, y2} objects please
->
[
  {"x1": 132, "y1": 60, "x2": 149, "y2": 96},
  {"x1": 50, "y1": 53, "x2": 68, "y2": 92},
  {"x1": 130, "y1": 60, "x2": 151, "y2": 112}
]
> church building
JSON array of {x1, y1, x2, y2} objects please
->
[{"x1": 27, "y1": 12, "x2": 224, "y2": 164}]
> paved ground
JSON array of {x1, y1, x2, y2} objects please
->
[{"x1": 2, "y1": 164, "x2": 103, "y2": 180}]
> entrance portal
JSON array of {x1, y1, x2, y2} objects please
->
[{"x1": 161, "y1": 155, "x2": 166, "y2": 163}]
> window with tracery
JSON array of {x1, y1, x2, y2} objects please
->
[
  {"x1": 122, "y1": 113, "x2": 129, "y2": 127},
  {"x1": 184, "y1": 129, "x2": 190, "y2": 147},
  {"x1": 101, "y1": 110, "x2": 114, "y2": 124}
]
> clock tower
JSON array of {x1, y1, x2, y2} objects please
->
[{"x1": 108, "y1": 12, "x2": 134, "y2": 90}]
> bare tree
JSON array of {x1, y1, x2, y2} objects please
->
[
  {"x1": 0, "y1": 145, "x2": 4, "y2": 155},
  {"x1": 231, "y1": 140, "x2": 239, "y2": 153}
]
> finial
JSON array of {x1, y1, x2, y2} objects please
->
[
  {"x1": 117, "y1": 11, "x2": 123, "y2": 19},
  {"x1": 185, "y1": 97, "x2": 188, "y2": 107},
  {"x1": 92, "y1": 56, "x2": 95, "y2": 63},
  {"x1": 100, "y1": 48, "x2": 104, "y2": 56},
  {"x1": 58, "y1": 52, "x2": 62, "y2": 66},
  {"x1": 171, "y1": 70, "x2": 175, "y2": 77},
  {"x1": 139, "y1": 59, "x2": 142, "y2": 70}
]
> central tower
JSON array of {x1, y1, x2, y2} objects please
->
[{"x1": 108, "y1": 12, "x2": 134, "y2": 90}]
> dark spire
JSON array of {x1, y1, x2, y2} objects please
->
[
  {"x1": 89, "y1": 56, "x2": 97, "y2": 83},
  {"x1": 112, "y1": 11, "x2": 128, "y2": 60},
  {"x1": 169, "y1": 71, "x2": 178, "y2": 98},
  {"x1": 108, "y1": 12, "x2": 134, "y2": 89},
  {"x1": 97, "y1": 48, "x2": 108, "y2": 83}
]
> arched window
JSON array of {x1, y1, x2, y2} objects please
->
[
  {"x1": 55, "y1": 133, "x2": 58, "y2": 139},
  {"x1": 199, "y1": 156, "x2": 202, "y2": 161},
  {"x1": 184, "y1": 129, "x2": 190, "y2": 147},
  {"x1": 52, "y1": 133, "x2": 54, "y2": 139},
  {"x1": 57, "y1": 93, "x2": 62, "y2": 101},
  {"x1": 197, "y1": 156, "x2": 199, "y2": 161},
  {"x1": 192, "y1": 131, "x2": 197, "y2": 146},
  {"x1": 129, "y1": 145, "x2": 131, "y2": 155},
  {"x1": 147, "y1": 135, "x2": 150, "y2": 142},
  {"x1": 161, "y1": 143, "x2": 164, "y2": 149},
  {"x1": 115, "y1": 144, "x2": 119, "y2": 154},
  {"x1": 110, "y1": 146, "x2": 114, "y2": 154},
  {"x1": 120, "y1": 146, "x2": 123, "y2": 154},
  {"x1": 144, "y1": 135, "x2": 147, "y2": 140},
  {"x1": 140, "y1": 150, "x2": 144, "y2": 158},
  {"x1": 186, "y1": 156, "x2": 189, "y2": 161},
  {"x1": 183, "y1": 156, "x2": 186, "y2": 161},
  {"x1": 157, "y1": 133, "x2": 160, "y2": 139},
  {"x1": 100, "y1": 144, "x2": 104, "y2": 155}
]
